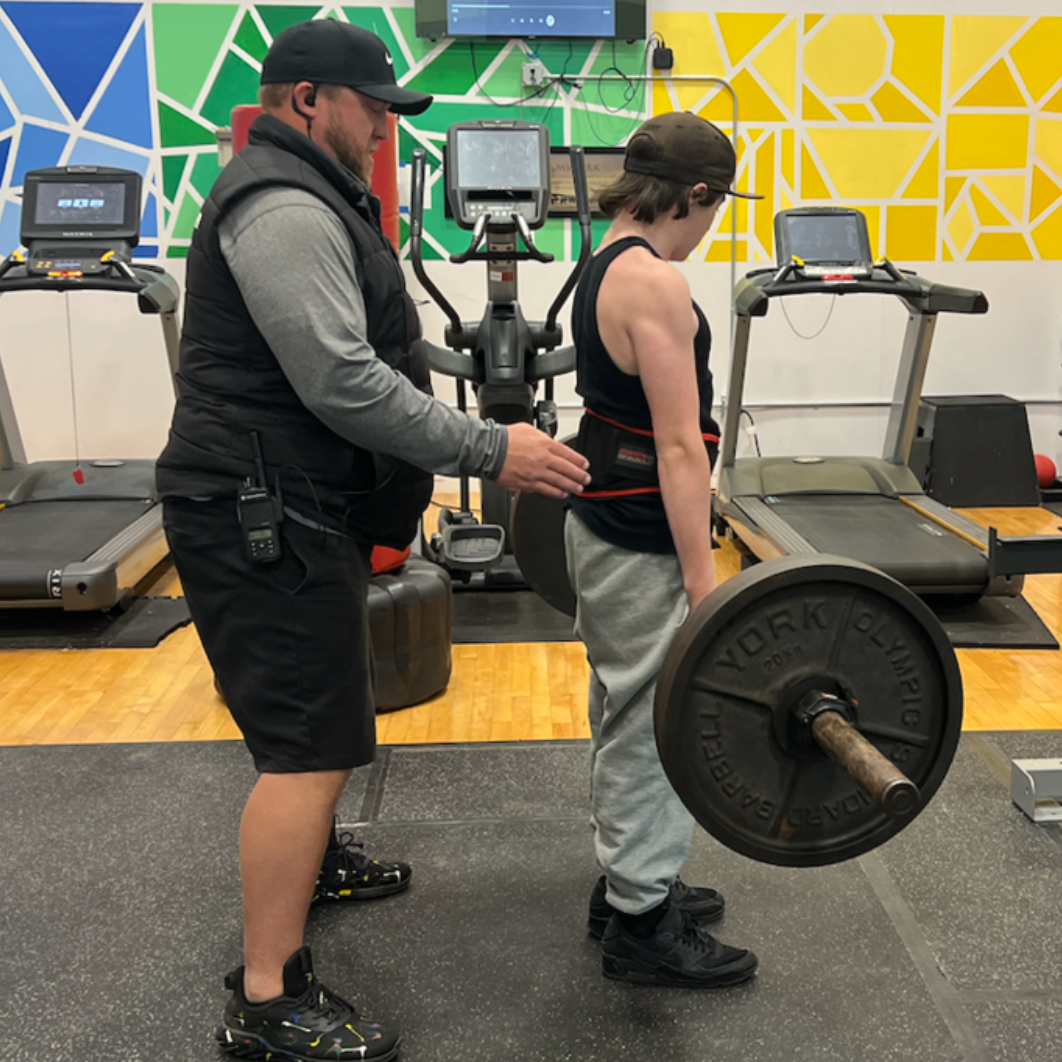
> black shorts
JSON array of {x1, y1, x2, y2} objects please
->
[{"x1": 163, "y1": 497, "x2": 376, "y2": 773}]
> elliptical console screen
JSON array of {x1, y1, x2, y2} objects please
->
[
  {"x1": 777, "y1": 209, "x2": 872, "y2": 267},
  {"x1": 456, "y1": 129, "x2": 543, "y2": 190},
  {"x1": 35, "y1": 181, "x2": 126, "y2": 227}
]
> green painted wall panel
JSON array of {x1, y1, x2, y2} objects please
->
[
  {"x1": 153, "y1": 4, "x2": 239, "y2": 110},
  {"x1": 233, "y1": 12, "x2": 269, "y2": 62},
  {"x1": 257, "y1": 5, "x2": 322, "y2": 41},
  {"x1": 201, "y1": 50, "x2": 261, "y2": 127},
  {"x1": 158, "y1": 101, "x2": 217, "y2": 146}
]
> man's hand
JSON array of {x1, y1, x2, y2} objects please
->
[{"x1": 493, "y1": 423, "x2": 590, "y2": 499}]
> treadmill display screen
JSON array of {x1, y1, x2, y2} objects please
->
[
  {"x1": 782, "y1": 212, "x2": 869, "y2": 264},
  {"x1": 35, "y1": 181, "x2": 127, "y2": 227},
  {"x1": 455, "y1": 129, "x2": 543, "y2": 190}
]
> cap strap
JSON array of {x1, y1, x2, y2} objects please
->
[{"x1": 623, "y1": 155, "x2": 726, "y2": 191}]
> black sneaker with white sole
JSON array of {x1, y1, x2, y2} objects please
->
[
  {"x1": 216, "y1": 946, "x2": 399, "y2": 1062},
  {"x1": 588, "y1": 875, "x2": 724, "y2": 940},
  {"x1": 313, "y1": 829, "x2": 411, "y2": 903},
  {"x1": 601, "y1": 901, "x2": 758, "y2": 988}
]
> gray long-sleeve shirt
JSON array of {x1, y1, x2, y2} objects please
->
[{"x1": 218, "y1": 186, "x2": 507, "y2": 481}]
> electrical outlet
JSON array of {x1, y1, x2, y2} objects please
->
[{"x1": 522, "y1": 60, "x2": 548, "y2": 87}]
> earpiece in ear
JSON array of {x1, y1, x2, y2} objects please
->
[{"x1": 305, "y1": 89, "x2": 317, "y2": 107}]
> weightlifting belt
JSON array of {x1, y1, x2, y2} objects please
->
[{"x1": 576, "y1": 409, "x2": 719, "y2": 499}]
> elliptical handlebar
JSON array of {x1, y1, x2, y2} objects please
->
[
  {"x1": 545, "y1": 145, "x2": 592, "y2": 335},
  {"x1": 409, "y1": 148, "x2": 462, "y2": 334}
]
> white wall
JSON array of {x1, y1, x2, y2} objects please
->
[{"x1": 1, "y1": 256, "x2": 1059, "y2": 477}]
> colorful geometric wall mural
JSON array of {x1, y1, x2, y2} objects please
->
[
  {"x1": 656, "y1": 12, "x2": 1062, "y2": 262},
  {"x1": 0, "y1": 5, "x2": 1060, "y2": 264}
]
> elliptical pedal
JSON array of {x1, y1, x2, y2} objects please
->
[{"x1": 431, "y1": 509, "x2": 505, "y2": 571}]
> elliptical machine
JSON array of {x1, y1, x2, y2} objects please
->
[{"x1": 409, "y1": 119, "x2": 591, "y2": 588}]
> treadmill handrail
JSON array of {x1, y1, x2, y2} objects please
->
[
  {"x1": 734, "y1": 266, "x2": 988, "y2": 318},
  {"x1": 0, "y1": 263, "x2": 180, "y2": 313}
]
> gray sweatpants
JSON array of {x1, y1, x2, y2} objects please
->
[{"x1": 565, "y1": 512, "x2": 697, "y2": 915}]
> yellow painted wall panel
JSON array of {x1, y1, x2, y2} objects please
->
[
  {"x1": 1031, "y1": 166, "x2": 1062, "y2": 221},
  {"x1": 706, "y1": 238, "x2": 744, "y2": 262},
  {"x1": 945, "y1": 176, "x2": 967, "y2": 212},
  {"x1": 886, "y1": 205, "x2": 937, "y2": 260},
  {"x1": 981, "y1": 175, "x2": 1027, "y2": 220},
  {"x1": 804, "y1": 15, "x2": 888, "y2": 99},
  {"x1": 644, "y1": 12, "x2": 1054, "y2": 262},
  {"x1": 808, "y1": 128, "x2": 931, "y2": 198},
  {"x1": 651, "y1": 13, "x2": 727, "y2": 111},
  {"x1": 872, "y1": 81, "x2": 932, "y2": 123},
  {"x1": 954, "y1": 60, "x2": 1028, "y2": 107},
  {"x1": 946, "y1": 114, "x2": 1029, "y2": 169},
  {"x1": 970, "y1": 184, "x2": 1011, "y2": 225},
  {"x1": 731, "y1": 69, "x2": 786, "y2": 123},
  {"x1": 800, "y1": 143, "x2": 832, "y2": 199},
  {"x1": 752, "y1": 17, "x2": 798, "y2": 115},
  {"x1": 968, "y1": 232, "x2": 1033, "y2": 259},
  {"x1": 883, "y1": 15, "x2": 945, "y2": 116},
  {"x1": 802, "y1": 86, "x2": 835, "y2": 121},
  {"x1": 781, "y1": 128, "x2": 795, "y2": 186},
  {"x1": 1009, "y1": 17, "x2": 1062, "y2": 102},
  {"x1": 1034, "y1": 119, "x2": 1062, "y2": 182},
  {"x1": 948, "y1": 198, "x2": 977, "y2": 255},
  {"x1": 948, "y1": 16, "x2": 1028, "y2": 98},
  {"x1": 1032, "y1": 205, "x2": 1062, "y2": 258},
  {"x1": 716, "y1": 12, "x2": 786, "y2": 67},
  {"x1": 902, "y1": 143, "x2": 940, "y2": 199},
  {"x1": 837, "y1": 103, "x2": 876, "y2": 122}
]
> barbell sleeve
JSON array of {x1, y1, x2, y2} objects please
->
[{"x1": 810, "y1": 710, "x2": 920, "y2": 819}]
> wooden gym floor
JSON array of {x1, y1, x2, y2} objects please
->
[{"x1": 0, "y1": 503, "x2": 1060, "y2": 748}]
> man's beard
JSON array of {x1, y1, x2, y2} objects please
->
[{"x1": 322, "y1": 113, "x2": 373, "y2": 184}]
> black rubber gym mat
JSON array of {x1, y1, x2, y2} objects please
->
[
  {"x1": 451, "y1": 588, "x2": 576, "y2": 643},
  {"x1": 3, "y1": 736, "x2": 1061, "y2": 1062},
  {"x1": 0, "y1": 596, "x2": 191, "y2": 650},
  {"x1": 929, "y1": 593, "x2": 1058, "y2": 650}
]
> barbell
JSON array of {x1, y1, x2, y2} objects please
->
[{"x1": 510, "y1": 494, "x2": 964, "y2": 868}]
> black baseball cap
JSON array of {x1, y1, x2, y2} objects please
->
[
  {"x1": 261, "y1": 20, "x2": 433, "y2": 116},
  {"x1": 623, "y1": 112, "x2": 762, "y2": 199}
]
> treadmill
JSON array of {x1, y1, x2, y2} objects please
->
[
  {"x1": 718, "y1": 206, "x2": 1062, "y2": 599},
  {"x1": 0, "y1": 166, "x2": 180, "y2": 611}
]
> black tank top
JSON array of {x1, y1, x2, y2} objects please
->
[{"x1": 569, "y1": 235, "x2": 720, "y2": 554}]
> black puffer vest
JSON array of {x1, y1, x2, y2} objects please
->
[{"x1": 156, "y1": 114, "x2": 433, "y2": 548}]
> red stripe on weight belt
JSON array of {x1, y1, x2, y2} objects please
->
[{"x1": 586, "y1": 408, "x2": 719, "y2": 443}]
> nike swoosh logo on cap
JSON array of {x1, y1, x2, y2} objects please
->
[{"x1": 385, "y1": 52, "x2": 393, "y2": 65}]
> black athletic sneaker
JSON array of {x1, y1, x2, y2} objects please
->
[
  {"x1": 601, "y1": 902, "x2": 758, "y2": 988},
  {"x1": 216, "y1": 946, "x2": 399, "y2": 1061},
  {"x1": 588, "y1": 875, "x2": 725, "y2": 940},
  {"x1": 313, "y1": 829, "x2": 411, "y2": 903}
]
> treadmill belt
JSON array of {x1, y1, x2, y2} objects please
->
[
  {"x1": 0, "y1": 500, "x2": 152, "y2": 572},
  {"x1": 761, "y1": 495, "x2": 987, "y2": 591}
]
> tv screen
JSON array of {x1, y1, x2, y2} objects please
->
[{"x1": 416, "y1": 0, "x2": 646, "y2": 39}]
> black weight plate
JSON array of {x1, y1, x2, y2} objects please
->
[
  {"x1": 654, "y1": 555, "x2": 963, "y2": 868},
  {"x1": 509, "y1": 435, "x2": 577, "y2": 618}
]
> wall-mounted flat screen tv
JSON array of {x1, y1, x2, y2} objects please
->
[{"x1": 415, "y1": 0, "x2": 646, "y2": 40}]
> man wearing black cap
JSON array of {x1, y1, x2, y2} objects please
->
[
  {"x1": 565, "y1": 111, "x2": 761, "y2": 988},
  {"x1": 157, "y1": 19, "x2": 589, "y2": 1061}
]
